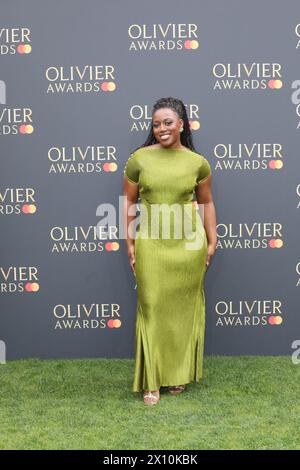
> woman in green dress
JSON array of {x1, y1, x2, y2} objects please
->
[{"x1": 123, "y1": 97, "x2": 217, "y2": 406}]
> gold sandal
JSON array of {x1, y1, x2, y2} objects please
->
[
  {"x1": 143, "y1": 390, "x2": 160, "y2": 405},
  {"x1": 168, "y1": 385, "x2": 185, "y2": 395}
]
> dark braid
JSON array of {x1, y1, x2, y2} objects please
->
[{"x1": 132, "y1": 97, "x2": 197, "y2": 153}]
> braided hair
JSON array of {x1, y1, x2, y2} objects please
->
[{"x1": 133, "y1": 97, "x2": 197, "y2": 153}]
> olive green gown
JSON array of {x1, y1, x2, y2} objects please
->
[{"x1": 124, "y1": 146, "x2": 211, "y2": 392}]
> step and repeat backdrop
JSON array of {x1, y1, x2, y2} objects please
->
[{"x1": 1, "y1": 0, "x2": 299, "y2": 361}]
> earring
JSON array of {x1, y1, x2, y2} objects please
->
[{"x1": 180, "y1": 127, "x2": 184, "y2": 132}]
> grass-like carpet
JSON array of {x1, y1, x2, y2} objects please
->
[{"x1": 0, "y1": 356, "x2": 298, "y2": 450}]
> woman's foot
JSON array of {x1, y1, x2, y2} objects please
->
[
  {"x1": 143, "y1": 389, "x2": 160, "y2": 405},
  {"x1": 168, "y1": 385, "x2": 185, "y2": 395}
]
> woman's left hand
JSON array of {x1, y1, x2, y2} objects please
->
[{"x1": 206, "y1": 243, "x2": 216, "y2": 269}]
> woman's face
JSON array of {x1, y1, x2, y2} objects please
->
[{"x1": 152, "y1": 108, "x2": 183, "y2": 147}]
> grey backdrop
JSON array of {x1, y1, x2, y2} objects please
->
[{"x1": 1, "y1": 0, "x2": 299, "y2": 361}]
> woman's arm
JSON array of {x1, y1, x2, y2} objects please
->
[
  {"x1": 195, "y1": 175, "x2": 217, "y2": 267},
  {"x1": 123, "y1": 176, "x2": 139, "y2": 274}
]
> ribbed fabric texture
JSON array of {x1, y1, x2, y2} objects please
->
[{"x1": 124, "y1": 147, "x2": 211, "y2": 392}]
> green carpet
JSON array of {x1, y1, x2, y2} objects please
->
[{"x1": 0, "y1": 356, "x2": 298, "y2": 450}]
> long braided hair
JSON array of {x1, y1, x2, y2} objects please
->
[{"x1": 132, "y1": 97, "x2": 197, "y2": 153}]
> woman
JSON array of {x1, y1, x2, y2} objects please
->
[{"x1": 123, "y1": 97, "x2": 217, "y2": 405}]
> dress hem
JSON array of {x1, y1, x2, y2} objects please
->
[{"x1": 131, "y1": 375, "x2": 204, "y2": 393}]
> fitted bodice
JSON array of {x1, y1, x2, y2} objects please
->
[{"x1": 124, "y1": 146, "x2": 211, "y2": 206}]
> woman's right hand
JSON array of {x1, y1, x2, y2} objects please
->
[{"x1": 127, "y1": 243, "x2": 136, "y2": 276}]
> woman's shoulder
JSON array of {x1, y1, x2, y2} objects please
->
[
  {"x1": 131, "y1": 144, "x2": 161, "y2": 154},
  {"x1": 129, "y1": 145, "x2": 159, "y2": 159}
]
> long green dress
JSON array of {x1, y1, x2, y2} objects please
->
[{"x1": 124, "y1": 146, "x2": 211, "y2": 392}]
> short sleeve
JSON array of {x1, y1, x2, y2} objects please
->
[
  {"x1": 123, "y1": 152, "x2": 139, "y2": 184},
  {"x1": 196, "y1": 157, "x2": 211, "y2": 184}
]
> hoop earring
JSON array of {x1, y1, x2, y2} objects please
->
[{"x1": 180, "y1": 127, "x2": 184, "y2": 133}]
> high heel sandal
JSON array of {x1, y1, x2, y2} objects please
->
[
  {"x1": 143, "y1": 390, "x2": 160, "y2": 406},
  {"x1": 168, "y1": 385, "x2": 186, "y2": 395}
]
